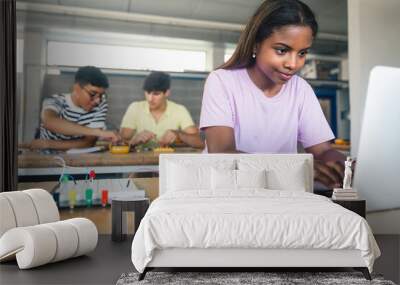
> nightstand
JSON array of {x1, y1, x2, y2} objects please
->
[
  {"x1": 111, "y1": 198, "x2": 150, "y2": 242},
  {"x1": 332, "y1": 199, "x2": 366, "y2": 218}
]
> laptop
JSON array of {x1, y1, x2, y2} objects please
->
[{"x1": 353, "y1": 66, "x2": 400, "y2": 212}]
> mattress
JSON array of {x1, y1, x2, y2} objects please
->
[{"x1": 131, "y1": 190, "x2": 380, "y2": 273}]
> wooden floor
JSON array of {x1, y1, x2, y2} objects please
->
[{"x1": 1, "y1": 235, "x2": 398, "y2": 285}]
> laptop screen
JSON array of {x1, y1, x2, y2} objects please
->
[{"x1": 353, "y1": 66, "x2": 400, "y2": 212}]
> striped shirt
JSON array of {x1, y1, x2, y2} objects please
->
[{"x1": 39, "y1": 93, "x2": 108, "y2": 140}]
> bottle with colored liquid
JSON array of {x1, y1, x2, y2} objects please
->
[
  {"x1": 52, "y1": 192, "x2": 60, "y2": 208},
  {"x1": 101, "y1": 189, "x2": 108, "y2": 207},
  {"x1": 55, "y1": 174, "x2": 69, "y2": 208},
  {"x1": 85, "y1": 170, "x2": 96, "y2": 207},
  {"x1": 68, "y1": 189, "x2": 77, "y2": 209},
  {"x1": 85, "y1": 188, "x2": 93, "y2": 207}
]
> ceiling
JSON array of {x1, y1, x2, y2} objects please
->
[
  {"x1": 20, "y1": 0, "x2": 348, "y2": 35},
  {"x1": 18, "y1": 0, "x2": 348, "y2": 55}
]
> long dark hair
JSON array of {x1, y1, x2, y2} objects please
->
[{"x1": 220, "y1": 0, "x2": 318, "y2": 70}]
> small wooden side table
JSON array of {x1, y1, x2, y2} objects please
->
[
  {"x1": 332, "y1": 199, "x2": 366, "y2": 218},
  {"x1": 111, "y1": 198, "x2": 150, "y2": 242}
]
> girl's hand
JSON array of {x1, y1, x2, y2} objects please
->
[{"x1": 314, "y1": 160, "x2": 344, "y2": 188}]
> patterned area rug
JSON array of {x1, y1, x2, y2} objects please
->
[{"x1": 116, "y1": 271, "x2": 396, "y2": 285}]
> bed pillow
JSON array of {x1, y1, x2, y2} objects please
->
[
  {"x1": 167, "y1": 160, "x2": 235, "y2": 192},
  {"x1": 167, "y1": 162, "x2": 209, "y2": 191},
  {"x1": 211, "y1": 168, "x2": 236, "y2": 190},
  {"x1": 211, "y1": 169, "x2": 267, "y2": 190},
  {"x1": 236, "y1": 169, "x2": 267, "y2": 189},
  {"x1": 238, "y1": 159, "x2": 309, "y2": 191},
  {"x1": 266, "y1": 163, "x2": 307, "y2": 191}
]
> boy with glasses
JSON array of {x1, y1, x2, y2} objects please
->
[
  {"x1": 30, "y1": 66, "x2": 119, "y2": 150},
  {"x1": 120, "y1": 71, "x2": 204, "y2": 148}
]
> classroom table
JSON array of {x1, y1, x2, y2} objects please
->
[{"x1": 18, "y1": 147, "x2": 200, "y2": 178}]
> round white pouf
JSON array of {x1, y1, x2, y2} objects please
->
[
  {"x1": 1, "y1": 192, "x2": 39, "y2": 227},
  {"x1": 64, "y1": 218, "x2": 98, "y2": 257},
  {"x1": 42, "y1": 221, "x2": 79, "y2": 262},
  {"x1": 0, "y1": 226, "x2": 57, "y2": 269},
  {"x1": 24, "y1": 189, "x2": 60, "y2": 224},
  {"x1": 0, "y1": 195, "x2": 17, "y2": 237},
  {"x1": 0, "y1": 218, "x2": 98, "y2": 269}
]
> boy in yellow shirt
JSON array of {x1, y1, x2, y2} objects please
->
[{"x1": 120, "y1": 71, "x2": 204, "y2": 148}]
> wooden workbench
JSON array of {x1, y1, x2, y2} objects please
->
[
  {"x1": 18, "y1": 147, "x2": 200, "y2": 178},
  {"x1": 18, "y1": 147, "x2": 199, "y2": 168}
]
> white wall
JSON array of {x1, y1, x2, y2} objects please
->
[
  {"x1": 22, "y1": 32, "x2": 48, "y2": 141},
  {"x1": 348, "y1": 0, "x2": 400, "y2": 234},
  {"x1": 348, "y1": 0, "x2": 400, "y2": 155}
]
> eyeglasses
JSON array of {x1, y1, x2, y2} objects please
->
[{"x1": 82, "y1": 87, "x2": 107, "y2": 102}]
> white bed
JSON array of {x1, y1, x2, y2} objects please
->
[{"x1": 131, "y1": 154, "x2": 380, "y2": 280}]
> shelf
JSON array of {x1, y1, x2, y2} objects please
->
[{"x1": 306, "y1": 79, "x2": 348, "y2": 88}]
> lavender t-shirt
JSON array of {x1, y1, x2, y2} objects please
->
[{"x1": 199, "y1": 68, "x2": 334, "y2": 153}]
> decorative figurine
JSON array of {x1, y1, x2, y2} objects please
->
[{"x1": 343, "y1": 156, "x2": 353, "y2": 189}]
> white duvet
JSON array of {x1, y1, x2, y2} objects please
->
[{"x1": 131, "y1": 190, "x2": 380, "y2": 273}]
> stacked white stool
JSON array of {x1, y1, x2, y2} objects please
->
[{"x1": 0, "y1": 189, "x2": 98, "y2": 269}]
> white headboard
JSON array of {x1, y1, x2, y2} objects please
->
[{"x1": 159, "y1": 153, "x2": 314, "y2": 195}]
